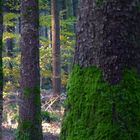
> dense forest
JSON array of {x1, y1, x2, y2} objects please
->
[{"x1": 0, "y1": 0, "x2": 140, "y2": 140}]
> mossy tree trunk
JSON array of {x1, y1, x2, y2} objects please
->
[
  {"x1": 61, "y1": 0, "x2": 140, "y2": 140},
  {"x1": 18, "y1": 0, "x2": 43, "y2": 139},
  {"x1": 0, "y1": 1, "x2": 3, "y2": 139}
]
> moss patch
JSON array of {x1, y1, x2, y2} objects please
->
[
  {"x1": 16, "y1": 120, "x2": 33, "y2": 140},
  {"x1": 96, "y1": 0, "x2": 105, "y2": 7},
  {"x1": 17, "y1": 85, "x2": 42, "y2": 140},
  {"x1": 17, "y1": 118, "x2": 42, "y2": 140},
  {"x1": 60, "y1": 65, "x2": 140, "y2": 140},
  {"x1": 23, "y1": 86, "x2": 40, "y2": 97}
]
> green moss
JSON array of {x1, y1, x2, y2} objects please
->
[
  {"x1": 17, "y1": 118, "x2": 42, "y2": 140},
  {"x1": 41, "y1": 111, "x2": 60, "y2": 122},
  {"x1": 16, "y1": 120, "x2": 33, "y2": 140},
  {"x1": 24, "y1": 87, "x2": 31, "y2": 97},
  {"x1": 96, "y1": 0, "x2": 105, "y2": 7},
  {"x1": 23, "y1": 86, "x2": 40, "y2": 97},
  {"x1": 60, "y1": 65, "x2": 140, "y2": 140},
  {"x1": 137, "y1": 3, "x2": 140, "y2": 12},
  {"x1": 17, "y1": 86, "x2": 42, "y2": 140}
]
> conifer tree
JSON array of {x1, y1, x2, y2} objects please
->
[
  {"x1": 61, "y1": 0, "x2": 140, "y2": 139},
  {"x1": 51, "y1": 0, "x2": 61, "y2": 96},
  {"x1": 18, "y1": 0, "x2": 43, "y2": 139}
]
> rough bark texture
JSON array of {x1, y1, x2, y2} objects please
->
[
  {"x1": 0, "y1": 1, "x2": 3, "y2": 139},
  {"x1": 60, "y1": 0, "x2": 140, "y2": 139},
  {"x1": 75, "y1": 0, "x2": 140, "y2": 84},
  {"x1": 18, "y1": 0, "x2": 43, "y2": 139},
  {"x1": 51, "y1": 0, "x2": 61, "y2": 96}
]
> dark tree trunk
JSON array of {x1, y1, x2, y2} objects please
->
[
  {"x1": 74, "y1": 0, "x2": 140, "y2": 84},
  {"x1": 66, "y1": 0, "x2": 73, "y2": 17},
  {"x1": 6, "y1": 25, "x2": 14, "y2": 69},
  {"x1": 18, "y1": 0, "x2": 43, "y2": 139},
  {"x1": 61, "y1": 0, "x2": 140, "y2": 140},
  {"x1": 72, "y1": 0, "x2": 78, "y2": 17},
  {"x1": 0, "y1": 1, "x2": 3, "y2": 139},
  {"x1": 51, "y1": 0, "x2": 61, "y2": 96}
]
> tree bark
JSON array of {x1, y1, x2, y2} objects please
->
[
  {"x1": 51, "y1": 0, "x2": 61, "y2": 96},
  {"x1": 6, "y1": 25, "x2": 14, "y2": 70},
  {"x1": 75, "y1": 0, "x2": 140, "y2": 84},
  {"x1": 18, "y1": 0, "x2": 43, "y2": 139},
  {"x1": 61, "y1": 0, "x2": 140, "y2": 139}
]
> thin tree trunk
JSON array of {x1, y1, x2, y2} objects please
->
[
  {"x1": 51, "y1": 0, "x2": 61, "y2": 96},
  {"x1": 0, "y1": 1, "x2": 3, "y2": 139},
  {"x1": 18, "y1": 0, "x2": 43, "y2": 139},
  {"x1": 6, "y1": 25, "x2": 14, "y2": 70},
  {"x1": 72, "y1": 0, "x2": 78, "y2": 17}
]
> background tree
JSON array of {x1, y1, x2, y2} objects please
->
[
  {"x1": 0, "y1": 0, "x2": 77, "y2": 138},
  {"x1": 60, "y1": 0, "x2": 140, "y2": 139},
  {"x1": 72, "y1": 0, "x2": 78, "y2": 17},
  {"x1": 18, "y1": 0, "x2": 43, "y2": 139},
  {"x1": 51, "y1": 0, "x2": 61, "y2": 96}
]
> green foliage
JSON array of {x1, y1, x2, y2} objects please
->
[
  {"x1": 60, "y1": 17, "x2": 76, "y2": 29},
  {"x1": 39, "y1": 0, "x2": 49, "y2": 11},
  {"x1": 40, "y1": 41, "x2": 52, "y2": 78},
  {"x1": 60, "y1": 65, "x2": 140, "y2": 140},
  {"x1": 4, "y1": 0, "x2": 20, "y2": 12},
  {"x1": 41, "y1": 111, "x2": 51, "y2": 122},
  {"x1": 4, "y1": 13, "x2": 19, "y2": 27},
  {"x1": 39, "y1": 15, "x2": 75, "y2": 88},
  {"x1": 41, "y1": 111, "x2": 60, "y2": 122},
  {"x1": 3, "y1": 54, "x2": 20, "y2": 94},
  {"x1": 40, "y1": 15, "x2": 51, "y2": 27},
  {"x1": 2, "y1": 1, "x2": 75, "y2": 92}
]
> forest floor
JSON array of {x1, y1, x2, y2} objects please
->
[
  {"x1": 2, "y1": 89, "x2": 66, "y2": 140},
  {"x1": 2, "y1": 127, "x2": 59, "y2": 140},
  {"x1": 2, "y1": 112, "x2": 61, "y2": 140}
]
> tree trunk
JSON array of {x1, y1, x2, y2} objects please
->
[
  {"x1": 61, "y1": 0, "x2": 140, "y2": 140},
  {"x1": 72, "y1": 0, "x2": 78, "y2": 17},
  {"x1": 18, "y1": 0, "x2": 43, "y2": 139},
  {"x1": 6, "y1": 25, "x2": 14, "y2": 69},
  {"x1": 51, "y1": 0, "x2": 61, "y2": 96},
  {"x1": 0, "y1": 1, "x2": 3, "y2": 139}
]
